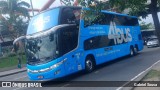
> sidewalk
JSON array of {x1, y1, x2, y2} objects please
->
[
  {"x1": 133, "y1": 61, "x2": 160, "y2": 90},
  {"x1": 0, "y1": 67, "x2": 27, "y2": 77}
]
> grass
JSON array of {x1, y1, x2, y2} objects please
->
[
  {"x1": 143, "y1": 70, "x2": 160, "y2": 80},
  {"x1": 0, "y1": 55, "x2": 26, "y2": 69}
]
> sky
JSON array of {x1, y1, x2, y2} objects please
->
[
  {"x1": 23, "y1": 0, "x2": 160, "y2": 25},
  {"x1": 24, "y1": 0, "x2": 61, "y2": 9}
]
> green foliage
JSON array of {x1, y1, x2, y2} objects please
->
[
  {"x1": 61, "y1": 0, "x2": 75, "y2": 6},
  {"x1": 109, "y1": 0, "x2": 148, "y2": 17},
  {"x1": 143, "y1": 70, "x2": 160, "y2": 80},
  {"x1": 140, "y1": 22, "x2": 154, "y2": 30},
  {"x1": 0, "y1": 55, "x2": 26, "y2": 69},
  {"x1": 0, "y1": 0, "x2": 30, "y2": 40},
  {"x1": 62, "y1": 0, "x2": 160, "y2": 18},
  {"x1": 61, "y1": 0, "x2": 109, "y2": 28}
]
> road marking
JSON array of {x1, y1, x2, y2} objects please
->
[
  {"x1": 14, "y1": 75, "x2": 28, "y2": 80},
  {"x1": 116, "y1": 59, "x2": 160, "y2": 90}
]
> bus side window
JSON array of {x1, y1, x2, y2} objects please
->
[
  {"x1": 103, "y1": 13, "x2": 113, "y2": 25},
  {"x1": 84, "y1": 35, "x2": 115, "y2": 50},
  {"x1": 113, "y1": 15, "x2": 121, "y2": 25},
  {"x1": 84, "y1": 12, "x2": 113, "y2": 27}
]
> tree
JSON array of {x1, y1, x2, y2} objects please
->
[
  {"x1": 109, "y1": 0, "x2": 160, "y2": 41},
  {"x1": 0, "y1": 0, "x2": 30, "y2": 41},
  {"x1": 140, "y1": 22, "x2": 154, "y2": 30}
]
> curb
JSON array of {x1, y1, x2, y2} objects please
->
[
  {"x1": 120, "y1": 68, "x2": 150, "y2": 90},
  {"x1": 0, "y1": 68, "x2": 27, "y2": 78},
  {"x1": 119, "y1": 60, "x2": 160, "y2": 90}
]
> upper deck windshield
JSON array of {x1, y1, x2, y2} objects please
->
[{"x1": 27, "y1": 8, "x2": 59, "y2": 35}]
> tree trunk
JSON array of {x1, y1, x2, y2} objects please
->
[
  {"x1": 151, "y1": 12, "x2": 160, "y2": 40},
  {"x1": 151, "y1": 0, "x2": 160, "y2": 41}
]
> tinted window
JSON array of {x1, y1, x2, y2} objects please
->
[
  {"x1": 84, "y1": 12, "x2": 113, "y2": 26},
  {"x1": 27, "y1": 8, "x2": 59, "y2": 35},
  {"x1": 84, "y1": 35, "x2": 115, "y2": 50},
  {"x1": 60, "y1": 8, "x2": 81, "y2": 24},
  {"x1": 84, "y1": 10, "x2": 138, "y2": 26},
  {"x1": 59, "y1": 26, "x2": 79, "y2": 55},
  {"x1": 113, "y1": 15, "x2": 139, "y2": 26}
]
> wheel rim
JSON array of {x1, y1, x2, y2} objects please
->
[
  {"x1": 130, "y1": 49, "x2": 133, "y2": 55},
  {"x1": 86, "y1": 60, "x2": 93, "y2": 70}
]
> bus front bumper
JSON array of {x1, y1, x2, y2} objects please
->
[
  {"x1": 27, "y1": 59, "x2": 66, "y2": 81},
  {"x1": 27, "y1": 66, "x2": 65, "y2": 81}
]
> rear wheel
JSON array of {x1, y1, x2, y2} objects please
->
[
  {"x1": 130, "y1": 47, "x2": 134, "y2": 56},
  {"x1": 134, "y1": 46, "x2": 138, "y2": 55},
  {"x1": 85, "y1": 56, "x2": 95, "y2": 73}
]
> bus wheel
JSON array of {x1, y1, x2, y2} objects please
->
[
  {"x1": 130, "y1": 47, "x2": 134, "y2": 56},
  {"x1": 85, "y1": 56, "x2": 95, "y2": 73},
  {"x1": 134, "y1": 47, "x2": 138, "y2": 55}
]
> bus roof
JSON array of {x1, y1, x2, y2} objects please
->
[{"x1": 101, "y1": 10, "x2": 137, "y2": 18}]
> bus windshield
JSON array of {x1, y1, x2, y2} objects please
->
[
  {"x1": 25, "y1": 31, "x2": 58, "y2": 65},
  {"x1": 27, "y1": 8, "x2": 59, "y2": 35}
]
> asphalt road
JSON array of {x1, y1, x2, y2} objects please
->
[{"x1": 0, "y1": 46, "x2": 160, "y2": 90}]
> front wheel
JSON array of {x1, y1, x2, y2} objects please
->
[{"x1": 85, "y1": 56, "x2": 95, "y2": 73}]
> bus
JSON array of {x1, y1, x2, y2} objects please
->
[{"x1": 13, "y1": 6, "x2": 143, "y2": 80}]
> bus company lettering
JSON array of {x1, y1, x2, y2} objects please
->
[{"x1": 108, "y1": 22, "x2": 132, "y2": 44}]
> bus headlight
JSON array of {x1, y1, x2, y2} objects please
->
[
  {"x1": 27, "y1": 69, "x2": 39, "y2": 73},
  {"x1": 49, "y1": 58, "x2": 67, "y2": 69},
  {"x1": 50, "y1": 64, "x2": 59, "y2": 69}
]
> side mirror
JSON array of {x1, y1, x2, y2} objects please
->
[{"x1": 13, "y1": 36, "x2": 26, "y2": 52}]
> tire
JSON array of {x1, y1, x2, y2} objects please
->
[
  {"x1": 134, "y1": 47, "x2": 138, "y2": 55},
  {"x1": 130, "y1": 47, "x2": 134, "y2": 56},
  {"x1": 85, "y1": 56, "x2": 95, "y2": 73}
]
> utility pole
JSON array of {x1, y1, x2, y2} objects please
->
[{"x1": 30, "y1": 0, "x2": 34, "y2": 16}]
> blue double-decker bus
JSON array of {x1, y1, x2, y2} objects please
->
[{"x1": 14, "y1": 6, "x2": 143, "y2": 80}]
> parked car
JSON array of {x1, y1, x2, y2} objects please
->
[{"x1": 147, "y1": 38, "x2": 160, "y2": 48}]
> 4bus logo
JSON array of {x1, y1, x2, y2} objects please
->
[{"x1": 108, "y1": 22, "x2": 132, "y2": 44}]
